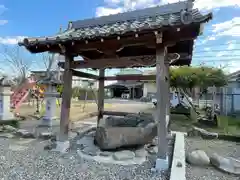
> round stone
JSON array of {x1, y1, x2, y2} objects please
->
[
  {"x1": 135, "y1": 149, "x2": 147, "y2": 157},
  {"x1": 99, "y1": 151, "x2": 113, "y2": 157},
  {"x1": 112, "y1": 150, "x2": 135, "y2": 161}
]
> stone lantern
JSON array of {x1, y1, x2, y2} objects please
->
[
  {"x1": 0, "y1": 77, "x2": 14, "y2": 120},
  {"x1": 38, "y1": 74, "x2": 62, "y2": 127}
]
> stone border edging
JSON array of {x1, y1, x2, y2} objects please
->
[
  {"x1": 218, "y1": 134, "x2": 240, "y2": 142},
  {"x1": 189, "y1": 126, "x2": 240, "y2": 142},
  {"x1": 170, "y1": 132, "x2": 186, "y2": 180}
]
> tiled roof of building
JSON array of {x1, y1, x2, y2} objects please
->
[{"x1": 19, "y1": 1, "x2": 212, "y2": 47}]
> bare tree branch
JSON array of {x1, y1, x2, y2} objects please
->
[{"x1": 0, "y1": 45, "x2": 32, "y2": 85}]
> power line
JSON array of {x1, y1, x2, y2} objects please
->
[
  {"x1": 193, "y1": 49, "x2": 240, "y2": 53},
  {"x1": 193, "y1": 55, "x2": 240, "y2": 58},
  {"x1": 192, "y1": 58, "x2": 240, "y2": 62},
  {"x1": 194, "y1": 42, "x2": 240, "y2": 46}
]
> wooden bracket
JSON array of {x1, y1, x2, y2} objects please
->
[
  {"x1": 58, "y1": 44, "x2": 66, "y2": 54},
  {"x1": 155, "y1": 32, "x2": 163, "y2": 44}
]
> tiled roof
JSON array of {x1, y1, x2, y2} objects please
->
[{"x1": 19, "y1": 1, "x2": 212, "y2": 47}]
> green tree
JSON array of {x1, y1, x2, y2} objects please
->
[{"x1": 169, "y1": 66, "x2": 227, "y2": 93}]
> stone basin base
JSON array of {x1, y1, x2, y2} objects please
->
[{"x1": 76, "y1": 129, "x2": 160, "y2": 165}]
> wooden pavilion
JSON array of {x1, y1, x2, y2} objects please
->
[{"x1": 19, "y1": 0, "x2": 212, "y2": 171}]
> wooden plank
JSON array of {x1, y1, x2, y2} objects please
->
[
  {"x1": 59, "y1": 53, "x2": 73, "y2": 141},
  {"x1": 156, "y1": 46, "x2": 168, "y2": 159},
  {"x1": 97, "y1": 69, "x2": 105, "y2": 126},
  {"x1": 72, "y1": 69, "x2": 99, "y2": 80}
]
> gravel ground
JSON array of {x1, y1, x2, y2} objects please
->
[
  {"x1": 0, "y1": 135, "x2": 174, "y2": 180},
  {"x1": 186, "y1": 137, "x2": 240, "y2": 180}
]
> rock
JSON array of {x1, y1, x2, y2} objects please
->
[
  {"x1": 135, "y1": 149, "x2": 147, "y2": 157},
  {"x1": 82, "y1": 147, "x2": 99, "y2": 156},
  {"x1": 3, "y1": 125, "x2": 17, "y2": 133},
  {"x1": 0, "y1": 133, "x2": 15, "y2": 138},
  {"x1": 77, "y1": 143, "x2": 87, "y2": 150},
  {"x1": 94, "y1": 123, "x2": 157, "y2": 150},
  {"x1": 104, "y1": 116, "x2": 138, "y2": 127},
  {"x1": 151, "y1": 137, "x2": 158, "y2": 146},
  {"x1": 146, "y1": 146, "x2": 158, "y2": 155},
  {"x1": 177, "y1": 162, "x2": 183, "y2": 167},
  {"x1": 39, "y1": 132, "x2": 55, "y2": 140},
  {"x1": 44, "y1": 142, "x2": 57, "y2": 150},
  {"x1": 104, "y1": 114, "x2": 155, "y2": 128},
  {"x1": 112, "y1": 150, "x2": 135, "y2": 161},
  {"x1": 186, "y1": 150, "x2": 210, "y2": 166},
  {"x1": 85, "y1": 131, "x2": 95, "y2": 137},
  {"x1": 15, "y1": 129, "x2": 35, "y2": 138},
  {"x1": 210, "y1": 153, "x2": 240, "y2": 175},
  {"x1": 188, "y1": 127, "x2": 218, "y2": 139},
  {"x1": 99, "y1": 151, "x2": 113, "y2": 157}
]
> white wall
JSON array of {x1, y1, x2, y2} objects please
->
[{"x1": 143, "y1": 82, "x2": 156, "y2": 97}]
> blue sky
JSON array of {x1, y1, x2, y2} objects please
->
[{"x1": 0, "y1": 0, "x2": 239, "y2": 76}]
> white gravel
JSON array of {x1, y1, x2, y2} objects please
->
[
  {"x1": 0, "y1": 136, "x2": 174, "y2": 180},
  {"x1": 186, "y1": 137, "x2": 240, "y2": 180}
]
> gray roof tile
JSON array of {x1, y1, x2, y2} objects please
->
[{"x1": 19, "y1": 2, "x2": 212, "y2": 47}]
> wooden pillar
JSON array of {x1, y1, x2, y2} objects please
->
[
  {"x1": 59, "y1": 54, "x2": 73, "y2": 141},
  {"x1": 156, "y1": 47, "x2": 168, "y2": 161},
  {"x1": 212, "y1": 86, "x2": 216, "y2": 117},
  {"x1": 165, "y1": 60, "x2": 170, "y2": 128},
  {"x1": 132, "y1": 87, "x2": 135, "y2": 99},
  {"x1": 97, "y1": 68, "x2": 105, "y2": 126}
]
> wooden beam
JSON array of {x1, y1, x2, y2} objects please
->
[
  {"x1": 59, "y1": 53, "x2": 73, "y2": 141},
  {"x1": 72, "y1": 69, "x2": 99, "y2": 80},
  {"x1": 165, "y1": 60, "x2": 170, "y2": 130},
  {"x1": 97, "y1": 69, "x2": 105, "y2": 126},
  {"x1": 58, "y1": 53, "x2": 190, "y2": 69},
  {"x1": 156, "y1": 45, "x2": 168, "y2": 160},
  {"x1": 59, "y1": 55, "x2": 156, "y2": 69},
  {"x1": 104, "y1": 74, "x2": 155, "y2": 81},
  {"x1": 68, "y1": 33, "x2": 156, "y2": 54}
]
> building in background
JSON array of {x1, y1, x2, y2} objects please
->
[
  {"x1": 142, "y1": 70, "x2": 156, "y2": 97},
  {"x1": 220, "y1": 70, "x2": 240, "y2": 116},
  {"x1": 105, "y1": 69, "x2": 144, "y2": 99},
  {"x1": 31, "y1": 70, "x2": 98, "y2": 89}
]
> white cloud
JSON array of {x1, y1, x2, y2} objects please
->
[
  {"x1": 213, "y1": 17, "x2": 240, "y2": 32},
  {"x1": 0, "y1": 36, "x2": 26, "y2": 45},
  {"x1": 223, "y1": 61, "x2": 240, "y2": 73},
  {"x1": 227, "y1": 44, "x2": 235, "y2": 50},
  {"x1": 194, "y1": 0, "x2": 240, "y2": 10},
  {"x1": 96, "y1": 7, "x2": 123, "y2": 17},
  {"x1": 96, "y1": 0, "x2": 240, "y2": 17},
  {"x1": 0, "y1": 20, "x2": 7, "y2": 25},
  {"x1": 216, "y1": 51, "x2": 227, "y2": 57},
  {"x1": 0, "y1": 5, "x2": 7, "y2": 25},
  {"x1": 204, "y1": 47, "x2": 211, "y2": 51},
  {"x1": 212, "y1": 17, "x2": 240, "y2": 37},
  {"x1": 104, "y1": 0, "x2": 122, "y2": 5}
]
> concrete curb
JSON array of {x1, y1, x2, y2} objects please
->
[{"x1": 170, "y1": 132, "x2": 186, "y2": 180}]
